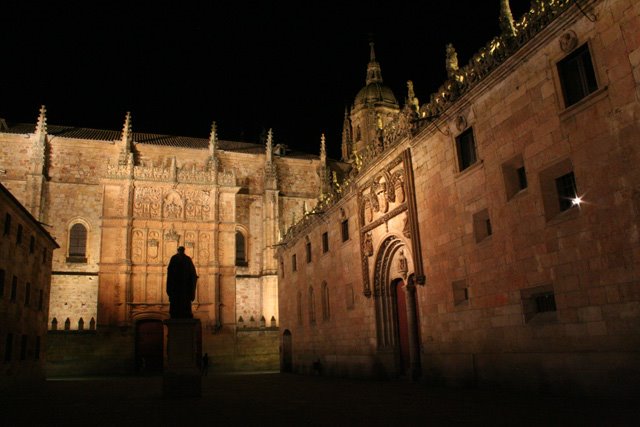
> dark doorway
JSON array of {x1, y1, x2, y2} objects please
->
[
  {"x1": 394, "y1": 280, "x2": 410, "y2": 373},
  {"x1": 135, "y1": 320, "x2": 164, "y2": 373},
  {"x1": 282, "y1": 329, "x2": 293, "y2": 373}
]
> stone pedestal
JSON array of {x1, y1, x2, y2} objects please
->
[{"x1": 163, "y1": 318, "x2": 201, "y2": 398}]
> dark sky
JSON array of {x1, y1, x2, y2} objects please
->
[{"x1": 1, "y1": 1, "x2": 531, "y2": 158}]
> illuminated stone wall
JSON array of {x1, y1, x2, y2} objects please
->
[{"x1": 278, "y1": 0, "x2": 640, "y2": 395}]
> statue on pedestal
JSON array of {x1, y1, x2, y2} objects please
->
[{"x1": 166, "y1": 246, "x2": 198, "y2": 319}]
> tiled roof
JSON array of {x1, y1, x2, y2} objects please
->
[{"x1": 0, "y1": 122, "x2": 295, "y2": 155}]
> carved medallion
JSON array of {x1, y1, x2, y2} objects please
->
[{"x1": 559, "y1": 30, "x2": 578, "y2": 53}]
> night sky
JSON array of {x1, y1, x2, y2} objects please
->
[{"x1": 1, "y1": 1, "x2": 531, "y2": 158}]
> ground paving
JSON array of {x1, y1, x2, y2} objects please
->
[{"x1": 3, "y1": 373, "x2": 639, "y2": 426}]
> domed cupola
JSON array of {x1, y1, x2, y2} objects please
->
[
  {"x1": 353, "y1": 42, "x2": 399, "y2": 108},
  {"x1": 349, "y1": 42, "x2": 400, "y2": 156}
]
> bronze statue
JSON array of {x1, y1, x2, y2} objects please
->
[{"x1": 166, "y1": 246, "x2": 198, "y2": 319}]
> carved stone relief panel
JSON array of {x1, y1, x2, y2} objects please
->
[
  {"x1": 147, "y1": 230, "x2": 160, "y2": 262},
  {"x1": 198, "y1": 232, "x2": 210, "y2": 264},
  {"x1": 184, "y1": 189, "x2": 211, "y2": 220},
  {"x1": 163, "y1": 190, "x2": 184, "y2": 219},
  {"x1": 133, "y1": 187, "x2": 162, "y2": 218},
  {"x1": 132, "y1": 229, "x2": 145, "y2": 263}
]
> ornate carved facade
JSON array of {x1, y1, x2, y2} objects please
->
[{"x1": 0, "y1": 113, "x2": 323, "y2": 374}]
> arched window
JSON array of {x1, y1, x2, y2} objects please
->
[
  {"x1": 235, "y1": 230, "x2": 248, "y2": 266},
  {"x1": 68, "y1": 223, "x2": 87, "y2": 262},
  {"x1": 321, "y1": 282, "x2": 330, "y2": 321},
  {"x1": 296, "y1": 291, "x2": 303, "y2": 325}
]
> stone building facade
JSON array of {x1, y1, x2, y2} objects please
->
[
  {"x1": 0, "y1": 111, "x2": 323, "y2": 374},
  {"x1": 0, "y1": 183, "x2": 58, "y2": 387},
  {"x1": 278, "y1": 0, "x2": 640, "y2": 396}
]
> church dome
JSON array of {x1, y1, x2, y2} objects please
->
[
  {"x1": 353, "y1": 42, "x2": 398, "y2": 108},
  {"x1": 354, "y1": 83, "x2": 398, "y2": 107}
]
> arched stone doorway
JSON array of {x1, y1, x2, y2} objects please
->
[
  {"x1": 282, "y1": 329, "x2": 293, "y2": 373},
  {"x1": 373, "y1": 236, "x2": 421, "y2": 379},
  {"x1": 135, "y1": 319, "x2": 164, "y2": 373}
]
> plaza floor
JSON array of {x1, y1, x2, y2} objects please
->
[{"x1": 3, "y1": 372, "x2": 639, "y2": 426}]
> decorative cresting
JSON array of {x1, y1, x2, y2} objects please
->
[{"x1": 372, "y1": 236, "x2": 405, "y2": 349}]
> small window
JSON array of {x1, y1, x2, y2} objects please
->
[
  {"x1": 305, "y1": 241, "x2": 312, "y2": 263},
  {"x1": 555, "y1": 172, "x2": 578, "y2": 212},
  {"x1": 452, "y1": 280, "x2": 469, "y2": 306},
  {"x1": 341, "y1": 219, "x2": 349, "y2": 242},
  {"x1": 235, "y1": 230, "x2": 248, "y2": 266},
  {"x1": 24, "y1": 282, "x2": 30, "y2": 307},
  {"x1": 3, "y1": 213, "x2": 10, "y2": 236},
  {"x1": 521, "y1": 284, "x2": 558, "y2": 323},
  {"x1": 557, "y1": 43, "x2": 598, "y2": 108},
  {"x1": 42, "y1": 247, "x2": 47, "y2": 264},
  {"x1": 10, "y1": 276, "x2": 17, "y2": 302},
  {"x1": 68, "y1": 223, "x2": 88, "y2": 262},
  {"x1": 502, "y1": 155, "x2": 528, "y2": 200},
  {"x1": 455, "y1": 127, "x2": 478, "y2": 171},
  {"x1": 292, "y1": 254, "x2": 297, "y2": 272},
  {"x1": 29, "y1": 236, "x2": 35, "y2": 253},
  {"x1": 322, "y1": 232, "x2": 329, "y2": 253},
  {"x1": 16, "y1": 224, "x2": 23, "y2": 245},
  {"x1": 0, "y1": 269, "x2": 4, "y2": 298},
  {"x1": 38, "y1": 289, "x2": 44, "y2": 311},
  {"x1": 540, "y1": 159, "x2": 579, "y2": 221},
  {"x1": 4, "y1": 333, "x2": 13, "y2": 362},
  {"x1": 473, "y1": 209, "x2": 492, "y2": 243}
]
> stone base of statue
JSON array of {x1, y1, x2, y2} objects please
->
[{"x1": 163, "y1": 318, "x2": 201, "y2": 398}]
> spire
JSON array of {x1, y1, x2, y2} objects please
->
[
  {"x1": 208, "y1": 121, "x2": 218, "y2": 157},
  {"x1": 341, "y1": 107, "x2": 352, "y2": 162},
  {"x1": 315, "y1": 133, "x2": 324, "y2": 166},
  {"x1": 499, "y1": 0, "x2": 516, "y2": 37},
  {"x1": 35, "y1": 105, "x2": 47, "y2": 138},
  {"x1": 365, "y1": 42, "x2": 383, "y2": 85},
  {"x1": 121, "y1": 111, "x2": 133, "y2": 149},
  {"x1": 266, "y1": 128, "x2": 273, "y2": 163}
]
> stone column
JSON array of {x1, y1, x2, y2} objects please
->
[{"x1": 163, "y1": 318, "x2": 201, "y2": 398}]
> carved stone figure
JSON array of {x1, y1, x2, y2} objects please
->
[{"x1": 166, "y1": 246, "x2": 198, "y2": 319}]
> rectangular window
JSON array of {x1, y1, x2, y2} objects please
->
[
  {"x1": 38, "y1": 289, "x2": 44, "y2": 311},
  {"x1": 452, "y1": 280, "x2": 469, "y2": 306},
  {"x1": 341, "y1": 219, "x2": 349, "y2": 242},
  {"x1": 455, "y1": 127, "x2": 478, "y2": 171},
  {"x1": 502, "y1": 155, "x2": 528, "y2": 200},
  {"x1": 521, "y1": 284, "x2": 558, "y2": 323},
  {"x1": 473, "y1": 209, "x2": 492, "y2": 243},
  {"x1": 0, "y1": 269, "x2": 4, "y2": 298},
  {"x1": 306, "y1": 241, "x2": 312, "y2": 263},
  {"x1": 292, "y1": 254, "x2": 297, "y2": 272},
  {"x1": 29, "y1": 236, "x2": 35, "y2": 253},
  {"x1": 517, "y1": 166, "x2": 528, "y2": 190},
  {"x1": 555, "y1": 172, "x2": 577, "y2": 212},
  {"x1": 557, "y1": 43, "x2": 598, "y2": 108},
  {"x1": 16, "y1": 224, "x2": 23, "y2": 245},
  {"x1": 4, "y1": 333, "x2": 13, "y2": 362},
  {"x1": 3, "y1": 213, "x2": 10, "y2": 236},
  {"x1": 322, "y1": 232, "x2": 329, "y2": 253},
  {"x1": 10, "y1": 276, "x2": 17, "y2": 302}
]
